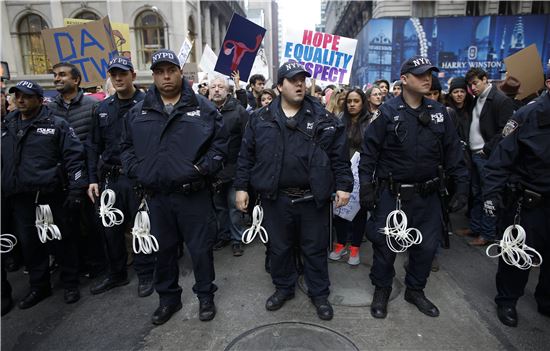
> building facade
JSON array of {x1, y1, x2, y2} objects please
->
[{"x1": 1, "y1": 0, "x2": 246, "y2": 88}]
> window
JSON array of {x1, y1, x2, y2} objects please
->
[
  {"x1": 531, "y1": 1, "x2": 549, "y2": 14},
  {"x1": 135, "y1": 10, "x2": 166, "y2": 69},
  {"x1": 18, "y1": 14, "x2": 50, "y2": 74},
  {"x1": 498, "y1": 1, "x2": 519, "y2": 15},
  {"x1": 74, "y1": 11, "x2": 100, "y2": 20},
  {"x1": 466, "y1": 1, "x2": 483, "y2": 16},
  {"x1": 412, "y1": 1, "x2": 434, "y2": 17}
]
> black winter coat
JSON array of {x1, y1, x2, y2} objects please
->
[{"x1": 48, "y1": 89, "x2": 97, "y2": 142}]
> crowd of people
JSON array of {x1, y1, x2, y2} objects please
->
[{"x1": 1, "y1": 50, "x2": 549, "y2": 330}]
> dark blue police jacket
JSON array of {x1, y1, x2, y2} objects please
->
[
  {"x1": 120, "y1": 80, "x2": 227, "y2": 191},
  {"x1": 86, "y1": 89, "x2": 146, "y2": 183},
  {"x1": 484, "y1": 93, "x2": 550, "y2": 199},
  {"x1": 2, "y1": 106, "x2": 87, "y2": 196},
  {"x1": 359, "y1": 95, "x2": 468, "y2": 195},
  {"x1": 234, "y1": 95, "x2": 353, "y2": 206}
]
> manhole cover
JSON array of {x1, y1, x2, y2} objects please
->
[
  {"x1": 225, "y1": 321, "x2": 359, "y2": 351},
  {"x1": 297, "y1": 261, "x2": 401, "y2": 307}
]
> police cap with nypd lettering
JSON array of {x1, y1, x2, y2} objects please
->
[
  {"x1": 9, "y1": 80, "x2": 44, "y2": 97},
  {"x1": 278, "y1": 61, "x2": 312, "y2": 82},
  {"x1": 108, "y1": 56, "x2": 134, "y2": 71},
  {"x1": 150, "y1": 49, "x2": 180, "y2": 70},
  {"x1": 400, "y1": 56, "x2": 439, "y2": 76}
]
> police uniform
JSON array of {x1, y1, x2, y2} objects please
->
[
  {"x1": 87, "y1": 57, "x2": 155, "y2": 295},
  {"x1": 359, "y1": 57, "x2": 468, "y2": 318},
  {"x1": 235, "y1": 63, "x2": 353, "y2": 320},
  {"x1": 2, "y1": 80, "x2": 87, "y2": 307},
  {"x1": 483, "y1": 92, "x2": 550, "y2": 326},
  {"x1": 120, "y1": 50, "x2": 227, "y2": 324}
]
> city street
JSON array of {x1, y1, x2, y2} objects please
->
[{"x1": 2, "y1": 212, "x2": 549, "y2": 350}]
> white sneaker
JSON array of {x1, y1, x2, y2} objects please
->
[{"x1": 329, "y1": 243, "x2": 347, "y2": 261}]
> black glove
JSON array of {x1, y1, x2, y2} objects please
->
[
  {"x1": 360, "y1": 183, "x2": 376, "y2": 210},
  {"x1": 448, "y1": 193, "x2": 468, "y2": 213},
  {"x1": 63, "y1": 190, "x2": 83, "y2": 210}
]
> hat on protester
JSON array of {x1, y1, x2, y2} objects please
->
[
  {"x1": 108, "y1": 56, "x2": 134, "y2": 71},
  {"x1": 430, "y1": 74, "x2": 442, "y2": 91},
  {"x1": 449, "y1": 77, "x2": 467, "y2": 93},
  {"x1": 400, "y1": 55, "x2": 439, "y2": 75},
  {"x1": 278, "y1": 61, "x2": 312, "y2": 82},
  {"x1": 498, "y1": 76, "x2": 521, "y2": 97},
  {"x1": 150, "y1": 49, "x2": 181, "y2": 70},
  {"x1": 9, "y1": 80, "x2": 43, "y2": 97}
]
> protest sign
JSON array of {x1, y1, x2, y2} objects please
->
[
  {"x1": 251, "y1": 48, "x2": 269, "y2": 81},
  {"x1": 283, "y1": 28, "x2": 357, "y2": 85},
  {"x1": 43, "y1": 16, "x2": 118, "y2": 87},
  {"x1": 182, "y1": 63, "x2": 198, "y2": 83},
  {"x1": 504, "y1": 44, "x2": 545, "y2": 100},
  {"x1": 178, "y1": 38, "x2": 194, "y2": 68},
  {"x1": 214, "y1": 13, "x2": 266, "y2": 81},
  {"x1": 64, "y1": 18, "x2": 130, "y2": 58},
  {"x1": 199, "y1": 44, "x2": 218, "y2": 76},
  {"x1": 333, "y1": 152, "x2": 361, "y2": 221}
]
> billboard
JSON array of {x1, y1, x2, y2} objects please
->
[{"x1": 351, "y1": 14, "x2": 550, "y2": 88}]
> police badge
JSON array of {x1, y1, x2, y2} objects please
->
[{"x1": 502, "y1": 119, "x2": 518, "y2": 137}]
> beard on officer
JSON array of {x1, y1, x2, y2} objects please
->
[{"x1": 235, "y1": 61, "x2": 353, "y2": 321}]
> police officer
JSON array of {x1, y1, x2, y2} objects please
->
[
  {"x1": 359, "y1": 56, "x2": 468, "y2": 319},
  {"x1": 120, "y1": 49, "x2": 227, "y2": 325},
  {"x1": 208, "y1": 76, "x2": 249, "y2": 256},
  {"x1": 482, "y1": 71, "x2": 550, "y2": 327},
  {"x1": 235, "y1": 62, "x2": 353, "y2": 321},
  {"x1": 2, "y1": 80, "x2": 87, "y2": 308},
  {"x1": 86, "y1": 57, "x2": 155, "y2": 297}
]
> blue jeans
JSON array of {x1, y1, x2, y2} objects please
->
[
  {"x1": 470, "y1": 152, "x2": 497, "y2": 241},
  {"x1": 213, "y1": 182, "x2": 245, "y2": 244}
]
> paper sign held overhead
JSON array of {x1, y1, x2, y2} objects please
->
[
  {"x1": 64, "y1": 18, "x2": 130, "y2": 58},
  {"x1": 503, "y1": 44, "x2": 545, "y2": 100},
  {"x1": 282, "y1": 28, "x2": 357, "y2": 85},
  {"x1": 199, "y1": 44, "x2": 218, "y2": 77},
  {"x1": 214, "y1": 13, "x2": 266, "y2": 81},
  {"x1": 178, "y1": 38, "x2": 194, "y2": 68},
  {"x1": 42, "y1": 16, "x2": 118, "y2": 87}
]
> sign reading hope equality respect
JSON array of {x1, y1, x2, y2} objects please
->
[
  {"x1": 283, "y1": 29, "x2": 357, "y2": 85},
  {"x1": 42, "y1": 16, "x2": 118, "y2": 87}
]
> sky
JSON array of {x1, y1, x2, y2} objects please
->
[{"x1": 278, "y1": 0, "x2": 322, "y2": 33}]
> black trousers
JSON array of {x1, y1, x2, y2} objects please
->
[
  {"x1": 10, "y1": 192, "x2": 79, "y2": 291},
  {"x1": 101, "y1": 174, "x2": 155, "y2": 280},
  {"x1": 495, "y1": 205, "x2": 550, "y2": 311},
  {"x1": 367, "y1": 188, "x2": 441, "y2": 290},
  {"x1": 334, "y1": 207, "x2": 368, "y2": 247},
  {"x1": 148, "y1": 189, "x2": 217, "y2": 307},
  {"x1": 262, "y1": 194, "x2": 330, "y2": 298}
]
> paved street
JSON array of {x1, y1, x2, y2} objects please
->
[{"x1": 2, "y1": 212, "x2": 549, "y2": 350}]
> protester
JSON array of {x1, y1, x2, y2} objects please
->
[
  {"x1": 374, "y1": 79, "x2": 390, "y2": 101},
  {"x1": 326, "y1": 89, "x2": 346, "y2": 116},
  {"x1": 497, "y1": 75, "x2": 524, "y2": 112},
  {"x1": 235, "y1": 61, "x2": 353, "y2": 321},
  {"x1": 209, "y1": 76, "x2": 249, "y2": 256},
  {"x1": 257, "y1": 88, "x2": 276, "y2": 108},
  {"x1": 246, "y1": 74, "x2": 266, "y2": 110},
  {"x1": 328, "y1": 88, "x2": 373, "y2": 266},
  {"x1": 365, "y1": 85, "x2": 383, "y2": 115},
  {"x1": 464, "y1": 67, "x2": 514, "y2": 246},
  {"x1": 391, "y1": 80, "x2": 402, "y2": 98}
]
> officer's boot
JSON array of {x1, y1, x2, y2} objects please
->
[{"x1": 371, "y1": 286, "x2": 392, "y2": 318}]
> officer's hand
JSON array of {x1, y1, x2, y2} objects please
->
[
  {"x1": 448, "y1": 193, "x2": 468, "y2": 213},
  {"x1": 235, "y1": 191, "x2": 249, "y2": 212},
  {"x1": 483, "y1": 199, "x2": 497, "y2": 217},
  {"x1": 334, "y1": 191, "x2": 350, "y2": 208},
  {"x1": 359, "y1": 183, "x2": 376, "y2": 210},
  {"x1": 87, "y1": 183, "x2": 99, "y2": 203},
  {"x1": 64, "y1": 190, "x2": 84, "y2": 210}
]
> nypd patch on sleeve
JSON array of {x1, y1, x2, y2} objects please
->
[{"x1": 502, "y1": 119, "x2": 518, "y2": 137}]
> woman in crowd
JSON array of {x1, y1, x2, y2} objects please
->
[
  {"x1": 328, "y1": 88, "x2": 375, "y2": 265},
  {"x1": 365, "y1": 85, "x2": 383, "y2": 116},
  {"x1": 326, "y1": 89, "x2": 347, "y2": 116},
  {"x1": 374, "y1": 79, "x2": 390, "y2": 102},
  {"x1": 256, "y1": 88, "x2": 276, "y2": 108}
]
